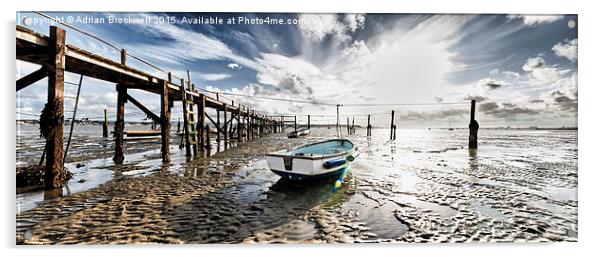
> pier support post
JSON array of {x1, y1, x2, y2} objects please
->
[
  {"x1": 198, "y1": 95, "x2": 205, "y2": 152},
  {"x1": 246, "y1": 108, "x2": 251, "y2": 141},
  {"x1": 44, "y1": 26, "x2": 66, "y2": 189},
  {"x1": 160, "y1": 80, "x2": 171, "y2": 162},
  {"x1": 113, "y1": 84, "x2": 126, "y2": 164},
  {"x1": 237, "y1": 105, "x2": 243, "y2": 142},
  {"x1": 469, "y1": 100, "x2": 479, "y2": 149},
  {"x1": 102, "y1": 109, "x2": 108, "y2": 138},
  {"x1": 223, "y1": 103, "x2": 228, "y2": 149},
  {"x1": 205, "y1": 124, "x2": 211, "y2": 152},
  {"x1": 390, "y1": 110, "x2": 395, "y2": 140},
  {"x1": 216, "y1": 109, "x2": 221, "y2": 144}
]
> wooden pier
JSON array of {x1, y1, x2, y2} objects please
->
[{"x1": 16, "y1": 25, "x2": 278, "y2": 188}]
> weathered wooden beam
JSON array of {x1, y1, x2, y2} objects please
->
[
  {"x1": 44, "y1": 26, "x2": 66, "y2": 189},
  {"x1": 125, "y1": 93, "x2": 160, "y2": 124},
  {"x1": 205, "y1": 113, "x2": 227, "y2": 137},
  {"x1": 160, "y1": 80, "x2": 171, "y2": 162},
  {"x1": 17, "y1": 65, "x2": 48, "y2": 91},
  {"x1": 113, "y1": 84, "x2": 127, "y2": 164}
]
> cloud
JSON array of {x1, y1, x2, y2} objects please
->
[
  {"x1": 478, "y1": 101, "x2": 539, "y2": 118},
  {"x1": 297, "y1": 14, "x2": 366, "y2": 42},
  {"x1": 507, "y1": 15, "x2": 563, "y2": 27},
  {"x1": 463, "y1": 94, "x2": 488, "y2": 102},
  {"x1": 199, "y1": 73, "x2": 232, "y2": 81},
  {"x1": 477, "y1": 78, "x2": 507, "y2": 90},
  {"x1": 522, "y1": 56, "x2": 546, "y2": 71},
  {"x1": 552, "y1": 38, "x2": 577, "y2": 62},
  {"x1": 227, "y1": 63, "x2": 242, "y2": 69}
]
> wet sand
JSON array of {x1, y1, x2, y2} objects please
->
[{"x1": 16, "y1": 125, "x2": 578, "y2": 244}]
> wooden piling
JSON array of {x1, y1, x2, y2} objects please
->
[
  {"x1": 308, "y1": 115, "x2": 311, "y2": 129},
  {"x1": 390, "y1": 110, "x2": 395, "y2": 140},
  {"x1": 294, "y1": 115, "x2": 297, "y2": 131},
  {"x1": 223, "y1": 103, "x2": 228, "y2": 149},
  {"x1": 346, "y1": 117, "x2": 350, "y2": 135},
  {"x1": 198, "y1": 95, "x2": 205, "y2": 151},
  {"x1": 246, "y1": 108, "x2": 251, "y2": 141},
  {"x1": 205, "y1": 124, "x2": 211, "y2": 151},
  {"x1": 237, "y1": 105, "x2": 242, "y2": 142},
  {"x1": 113, "y1": 84, "x2": 126, "y2": 164},
  {"x1": 160, "y1": 80, "x2": 171, "y2": 162},
  {"x1": 469, "y1": 100, "x2": 479, "y2": 149},
  {"x1": 44, "y1": 26, "x2": 66, "y2": 188},
  {"x1": 102, "y1": 109, "x2": 108, "y2": 138}
]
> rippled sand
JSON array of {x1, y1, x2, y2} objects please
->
[{"x1": 16, "y1": 125, "x2": 578, "y2": 244}]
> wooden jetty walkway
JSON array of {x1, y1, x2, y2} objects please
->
[{"x1": 16, "y1": 25, "x2": 284, "y2": 188}]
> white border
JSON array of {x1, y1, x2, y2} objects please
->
[{"x1": 2, "y1": 1, "x2": 600, "y2": 257}]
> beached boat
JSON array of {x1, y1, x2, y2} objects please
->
[
  {"x1": 266, "y1": 139, "x2": 359, "y2": 180},
  {"x1": 287, "y1": 128, "x2": 311, "y2": 138}
]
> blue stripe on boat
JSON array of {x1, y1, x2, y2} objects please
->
[{"x1": 323, "y1": 159, "x2": 346, "y2": 169}]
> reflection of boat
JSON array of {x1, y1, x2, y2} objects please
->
[
  {"x1": 287, "y1": 128, "x2": 311, "y2": 138},
  {"x1": 266, "y1": 139, "x2": 358, "y2": 180}
]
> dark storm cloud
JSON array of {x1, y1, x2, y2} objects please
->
[
  {"x1": 398, "y1": 109, "x2": 466, "y2": 121},
  {"x1": 485, "y1": 81, "x2": 503, "y2": 90},
  {"x1": 551, "y1": 90, "x2": 577, "y2": 112},
  {"x1": 479, "y1": 102, "x2": 499, "y2": 112},
  {"x1": 478, "y1": 101, "x2": 539, "y2": 118}
]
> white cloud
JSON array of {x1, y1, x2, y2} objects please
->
[
  {"x1": 552, "y1": 38, "x2": 577, "y2": 62},
  {"x1": 345, "y1": 14, "x2": 366, "y2": 32},
  {"x1": 227, "y1": 63, "x2": 242, "y2": 69},
  {"x1": 297, "y1": 14, "x2": 345, "y2": 42},
  {"x1": 199, "y1": 73, "x2": 232, "y2": 81},
  {"x1": 507, "y1": 15, "x2": 563, "y2": 27},
  {"x1": 522, "y1": 56, "x2": 546, "y2": 72}
]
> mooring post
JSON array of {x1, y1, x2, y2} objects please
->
[
  {"x1": 44, "y1": 26, "x2": 66, "y2": 188},
  {"x1": 280, "y1": 115, "x2": 284, "y2": 132},
  {"x1": 469, "y1": 100, "x2": 479, "y2": 149},
  {"x1": 223, "y1": 103, "x2": 228, "y2": 149},
  {"x1": 198, "y1": 95, "x2": 205, "y2": 152},
  {"x1": 160, "y1": 80, "x2": 171, "y2": 162},
  {"x1": 103, "y1": 109, "x2": 108, "y2": 138},
  {"x1": 390, "y1": 110, "x2": 395, "y2": 140},
  {"x1": 294, "y1": 115, "x2": 297, "y2": 131},
  {"x1": 367, "y1": 115, "x2": 372, "y2": 137},
  {"x1": 347, "y1": 117, "x2": 350, "y2": 135},
  {"x1": 352, "y1": 117, "x2": 355, "y2": 134}
]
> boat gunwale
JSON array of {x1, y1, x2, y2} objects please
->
[{"x1": 265, "y1": 139, "x2": 354, "y2": 160}]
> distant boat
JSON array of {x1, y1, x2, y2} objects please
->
[
  {"x1": 287, "y1": 128, "x2": 311, "y2": 138},
  {"x1": 266, "y1": 139, "x2": 358, "y2": 180}
]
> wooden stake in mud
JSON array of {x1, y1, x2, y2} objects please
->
[
  {"x1": 44, "y1": 26, "x2": 66, "y2": 188},
  {"x1": 205, "y1": 124, "x2": 211, "y2": 151},
  {"x1": 469, "y1": 100, "x2": 479, "y2": 149},
  {"x1": 113, "y1": 84, "x2": 126, "y2": 164},
  {"x1": 308, "y1": 115, "x2": 311, "y2": 129},
  {"x1": 102, "y1": 109, "x2": 108, "y2": 138},
  {"x1": 367, "y1": 115, "x2": 372, "y2": 137},
  {"x1": 160, "y1": 80, "x2": 171, "y2": 162},
  {"x1": 390, "y1": 110, "x2": 395, "y2": 140}
]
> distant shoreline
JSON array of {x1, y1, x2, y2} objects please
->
[{"x1": 15, "y1": 119, "x2": 577, "y2": 131}]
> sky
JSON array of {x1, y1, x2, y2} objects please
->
[{"x1": 16, "y1": 12, "x2": 578, "y2": 128}]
